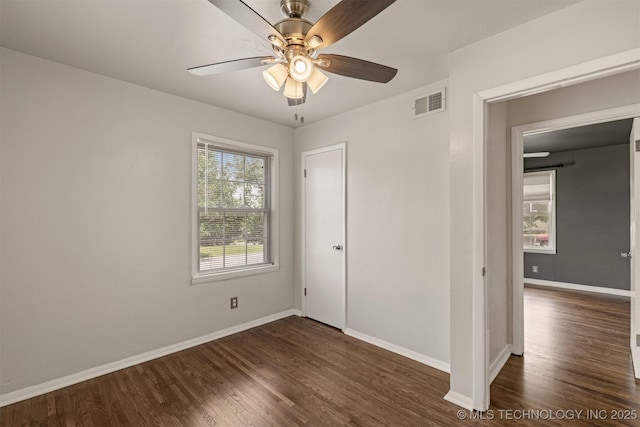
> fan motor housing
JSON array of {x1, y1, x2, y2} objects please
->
[
  {"x1": 275, "y1": 18, "x2": 312, "y2": 37},
  {"x1": 274, "y1": 18, "x2": 312, "y2": 46}
]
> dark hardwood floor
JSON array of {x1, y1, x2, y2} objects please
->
[
  {"x1": 490, "y1": 286, "x2": 640, "y2": 426},
  {"x1": 1, "y1": 287, "x2": 639, "y2": 426}
]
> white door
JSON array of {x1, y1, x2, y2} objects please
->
[
  {"x1": 303, "y1": 145, "x2": 345, "y2": 329},
  {"x1": 630, "y1": 117, "x2": 640, "y2": 378}
]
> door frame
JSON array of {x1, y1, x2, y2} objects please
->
[
  {"x1": 510, "y1": 104, "x2": 640, "y2": 356},
  {"x1": 633, "y1": 119, "x2": 640, "y2": 378},
  {"x1": 472, "y1": 48, "x2": 640, "y2": 410},
  {"x1": 301, "y1": 142, "x2": 347, "y2": 330}
]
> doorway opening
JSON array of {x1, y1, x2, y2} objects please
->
[
  {"x1": 473, "y1": 48, "x2": 640, "y2": 412},
  {"x1": 510, "y1": 107, "x2": 640, "y2": 357},
  {"x1": 512, "y1": 117, "x2": 638, "y2": 399}
]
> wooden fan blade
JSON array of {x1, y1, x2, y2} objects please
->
[
  {"x1": 287, "y1": 83, "x2": 307, "y2": 106},
  {"x1": 188, "y1": 56, "x2": 273, "y2": 76},
  {"x1": 305, "y1": 0, "x2": 396, "y2": 49},
  {"x1": 207, "y1": 0, "x2": 285, "y2": 45},
  {"x1": 317, "y1": 54, "x2": 397, "y2": 83}
]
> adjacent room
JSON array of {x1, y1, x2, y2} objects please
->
[{"x1": 1, "y1": 0, "x2": 639, "y2": 425}]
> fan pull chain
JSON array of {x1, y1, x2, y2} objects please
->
[
  {"x1": 299, "y1": 84, "x2": 304, "y2": 124},
  {"x1": 292, "y1": 84, "x2": 304, "y2": 124}
]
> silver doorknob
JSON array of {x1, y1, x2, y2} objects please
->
[
  {"x1": 621, "y1": 251, "x2": 632, "y2": 258},
  {"x1": 332, "y1": 244, "x2": 343, "y2": 251}
]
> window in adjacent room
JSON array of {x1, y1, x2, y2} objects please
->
[
  {"x1": 192, "y1": 133, "x2": 278, "y2": 283},
  {"x1": 523, "y1": 170, "x2": 556, "y2": 254}
]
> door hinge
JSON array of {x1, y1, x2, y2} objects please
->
[
  {"x1": 482, "y1": 267, "x2": 486, "y2": 277},
  {"x1": 304, "y1": 287, "x2": 307, "y2": 296},
  {"x1": 304, "y1": 169, "x2": 307, "y2": 178}
]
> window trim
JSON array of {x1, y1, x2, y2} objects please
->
[
  {"x1": 191, "y1": 132, "x2": 279, "y2": 284},
  {"x1": 523, "y1": 169, "x2": 557, "y2": 254}
]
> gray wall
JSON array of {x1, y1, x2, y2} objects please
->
[
  {"x1": 293, "y1": 80, "x2": 451, "y2": 367},
  {"x1": 524, "y1": 143, "x2": 630, "y2": 290},
  {"x1": 1, "y1": 48, "x2": 296, "y2": 395}
]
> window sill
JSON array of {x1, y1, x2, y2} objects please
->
[
  {"x1": 191, "y1": 264, "x2": 280, "y2": 285},
  {"x1": 524, "y1": 248, "x2": 556, "y2": 255}
]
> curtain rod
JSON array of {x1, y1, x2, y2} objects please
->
[{"x1": 524, "y1": 161, "x2": 575, "y2": 172}]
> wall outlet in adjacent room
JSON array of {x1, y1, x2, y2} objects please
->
[
  {"x1": 532, "y1": 265, "x2": 539, "y2": 273},
  {"x1": 230, "y1": 297, "x2": 238, "y2": 309}
]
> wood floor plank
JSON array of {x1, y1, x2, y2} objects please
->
[
  {"x1": 2, "y1": 287, "x2": 639, "y2": 426},
  {"x1": 490, "y1": 286, "x2": 640, "y2": 427}
]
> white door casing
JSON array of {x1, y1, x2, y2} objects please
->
[
  {"x1": 469, "y1": 48, "x2": 640, "y2": 412},
  {"x1": 630, "y1": 117, "x2": 640, "y2": 378},
  {"x1": 302, "y1": 144, "x2": 346, "y2": 330}
]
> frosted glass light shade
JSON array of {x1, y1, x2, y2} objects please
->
[
  {"x1": 283, "y1": 77, "x2": 304, "y2": 99},
  {"x1": 306, "y1": 68, "x2": 328, "y2": 94},
  {"x1": 289, "y1": 55, "x2": 313, "y2": 82},
  {"x1": 263, "y1": 63, "x2": 288, "y2": 91}
]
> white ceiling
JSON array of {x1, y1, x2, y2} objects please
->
[{"x1": 0, "y1": 0, "x2": 580, "y2": 127}]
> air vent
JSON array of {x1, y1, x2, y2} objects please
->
[{"x1": 412, "y1": 88, "x2": 446, "y2": 118}]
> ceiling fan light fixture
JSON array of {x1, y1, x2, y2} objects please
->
[
  {"x1": 289, "y1": 55, "x2": 313, "y2": 82},
  {"x1": 306, "y1": 67, "x2": 328, "y2": 94},
  {"x1": 283, "y1": 77, "x2": 304, "y2": 99},
  {"x1": 190, "y1": 0, "x2": 399, "y2": 113},
  {"x1": 263, "y1": 63, "x2": 288, "y2": 90}
]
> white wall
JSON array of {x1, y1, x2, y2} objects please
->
[
  {"x1": 448, "y1": 0, "x2": 640, "y2": 403},
  {"x1": 3, "y1": 0, "x2": 639, "y2": 409},
  {"x1": 294, "y1": 81, "x2": 451, "y2": 366},
  {"x1": 507, "y1": 70, "x2": 640, "y2": 127},
  {"x1": 0, "y1": 48, "x2": 295, "y2": 396}
]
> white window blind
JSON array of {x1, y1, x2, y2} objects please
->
[
  {"x1": 523, "y1": 173, "x2": 552, "y2": 202},
  {"x1": 197, "y1": 142, "x2": 272, "y2": 273}
]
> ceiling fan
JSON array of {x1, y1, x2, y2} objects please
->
[{"x1": 188, "y1": 0, "x2": 398, "y2": 114}]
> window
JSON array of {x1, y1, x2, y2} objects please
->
[
  {"x1": 192, "y1": 133, "x2": 278, "y2": 283},
  {"x1": 523, "y1": 170, "x2": 556, "y2": 254}
]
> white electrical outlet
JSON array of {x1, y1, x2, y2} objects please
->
[{"x1": 532, "y1": 265, "x2": 539, "y2": 273}]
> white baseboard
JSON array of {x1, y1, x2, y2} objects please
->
[
  {"x1": 525, "y1": 278, "x2": 632, "y2": 298},
  {"x1": 632, "y1": 346, "x2": 640, "y2": 379},
  {"x1": 444, "y1": 390, "x2": 474, "y2": 410},
  {"x1": 343, "y1": 328, "x2": 450, "y2": 373},
  {"x1": 489, "y1": 344, "x2": 512, "y2": 384},
  {"x1": 0, "y1": 309, "x2": 301, "y2": 408}
]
